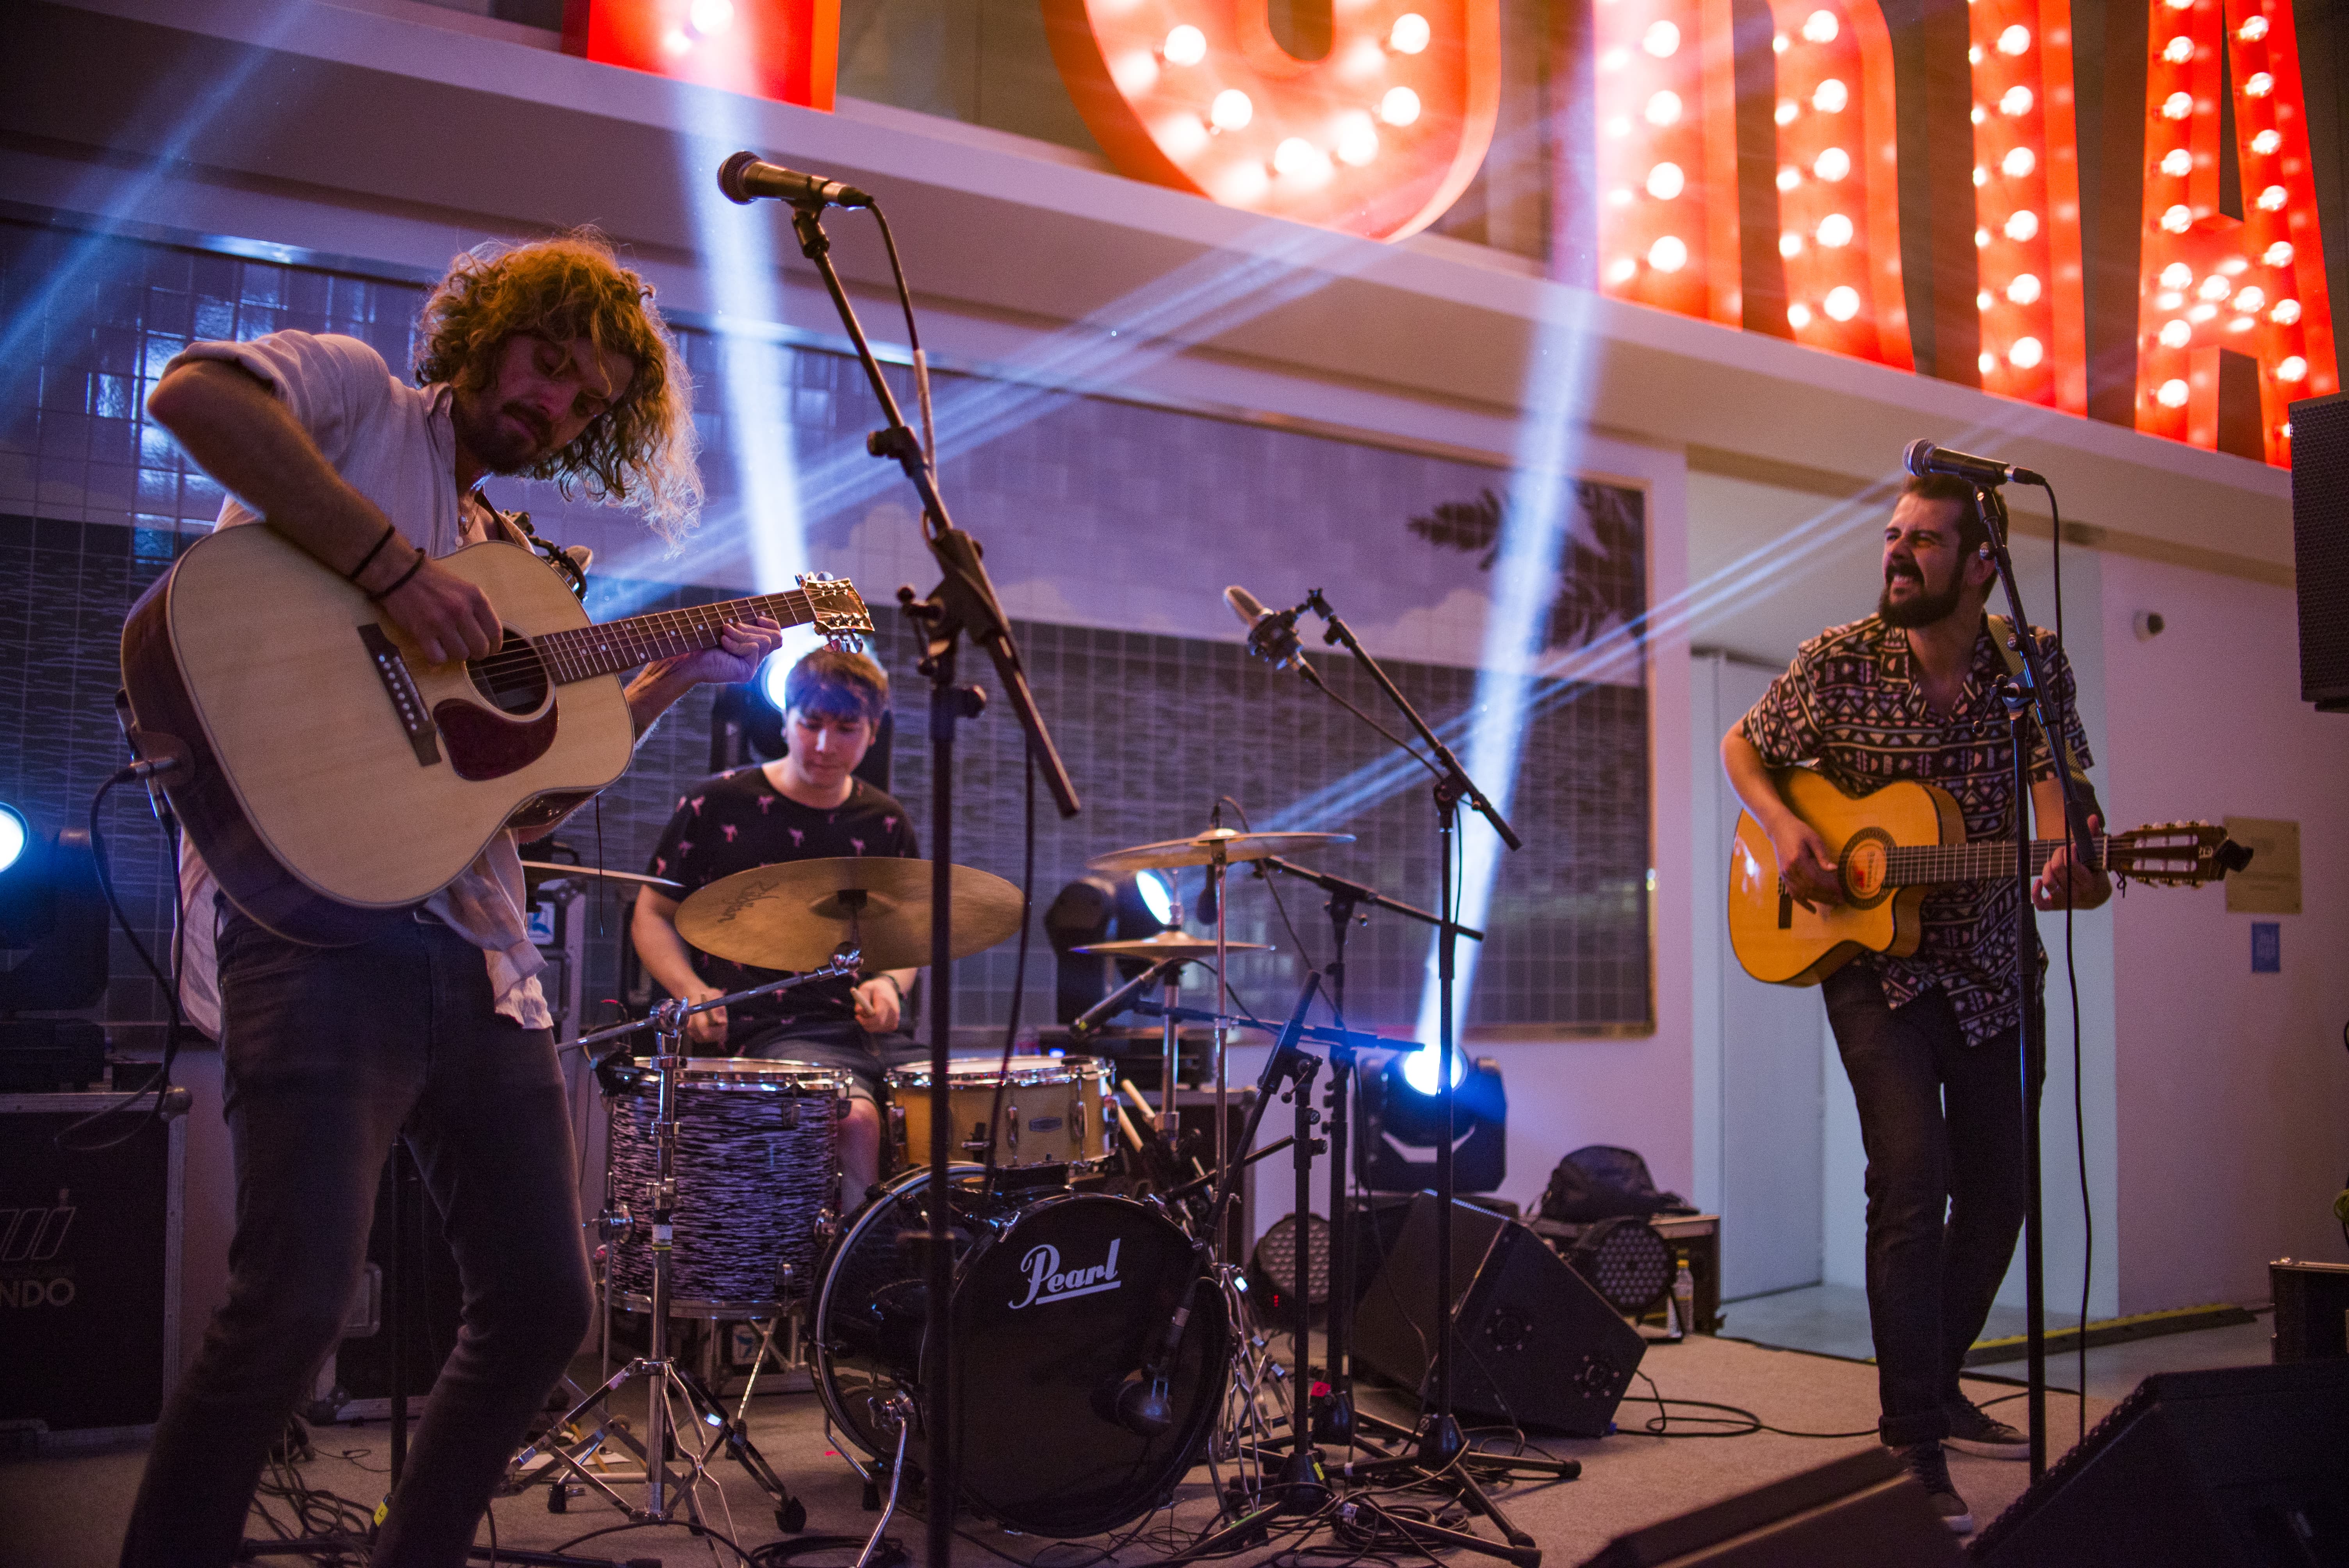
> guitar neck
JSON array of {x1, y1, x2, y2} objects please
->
[
  {"x1": 1883, "y1": 837, "x2": 2105, "y2": 887},
  {"x1": 532, "y1": 590, "x2": 822, "y2": 683}
]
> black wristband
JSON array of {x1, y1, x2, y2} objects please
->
[
  {"x1": 875, "y1": 973, "x2": 904, "y2": 1003},
  {"x1": 345, "y1": 522, "x2": 398, "y2": 584},
  {"x1": 366, "y1": 547, "x2": 428, "y2": 603}
]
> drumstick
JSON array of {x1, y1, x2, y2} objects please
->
[
  {"x1": 1118, "y1": 1078, "x2": 1160, "y2": 1129},
  {"x1": 1110, "y1": 1099, "x2": 1146, "y2": 1156}
]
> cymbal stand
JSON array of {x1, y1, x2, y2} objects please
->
[{"x1": 510, "y1": 964, "x2": 852, "y2": 1532}]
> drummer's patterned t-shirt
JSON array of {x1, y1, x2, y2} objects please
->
[{"x1": 647, "y1": 769, "x2": 919, "y2": 1044}]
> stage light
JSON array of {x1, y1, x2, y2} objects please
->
[
  {"x1": 1358, "y1": 1050, "x2": 1505, "y2": 1193},
  {"x1": 0, "y1": 806, "x2": 108, "y2": 1012},
  {"x1": 1565, "y1": 1216, "x2": 1675, "y2": 1316},
  {"x1": 0, "y1": 805, "x2": 24, "y2": 877},
  {"x1": 1248, "y1": 1212, "x2": 1332, "y2": 1309},
  {"x1": 1134, "y1": 869, "x2": 1175, "y2": 926},
  {"x1": 1043, "y1": 872, "x2": 1176, "y2": 1024}
]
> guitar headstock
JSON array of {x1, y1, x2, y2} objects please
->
[
  {"x1": 797, "y1": 573, "x2": 874, "y2": 652},
  {"x1": 2106, "y1": 821, "x2": 2255, "y2": 887}
]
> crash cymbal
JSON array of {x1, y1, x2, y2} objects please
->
[
  {"x1": 1071, "y1": 932, "x2": 1272, "y2": 960},
  {"x1": 675, "y1": 857, "x2": 1021, "y2": 973},
  {"x1": 520, "y1": 860, "x2": 684, "y2": 896},
  {"x1": 1086, "y1": 828, "x2": 1353, "y2": 874}
]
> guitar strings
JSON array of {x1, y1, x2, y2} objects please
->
[{"x1": 454, "y1": 590, "x2": 832, "y2": 682}]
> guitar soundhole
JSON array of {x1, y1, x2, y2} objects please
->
[{"x1": 468, "y1": 631, "x2": 549, "y2": 716}]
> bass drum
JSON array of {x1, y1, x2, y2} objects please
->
[{"x1": 813, "y1": 1169, "x2": 1228, "y2": 1538}]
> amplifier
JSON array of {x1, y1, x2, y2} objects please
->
[{"x1": 2271, "y1": 1257, "x2": 2349, "y2": 1363}]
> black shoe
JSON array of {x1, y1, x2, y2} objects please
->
[
  {"x1": 1893, "y1": 1440, "x2": 1973, "y2": 1534},
  {"x1": 1944, "y1": 1395, "x2": 2031, "y2": 1459}
]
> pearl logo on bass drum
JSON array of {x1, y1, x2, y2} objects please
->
[{"x1": 1009, "y1": 1237, "x2": 1123, "y2": 1309}]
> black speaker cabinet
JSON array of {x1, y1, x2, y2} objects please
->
[
  {"x1": 1576, "y1": 1447, "x2": 1960, "y2": 1567},
  {"x1": 2290, "y1": 390, "x2": 2349, "y2": 712},
  {"x1": 1971, "y1": 1360, "x2": 2349, "y2": 1567},
  {"x1": 310, "y1": 1147, "x2": 462, "y2": 1420},
  {"x1": 1352, "y1": 1192, "x2": 1645, "y2": 1437},
  {"x1": 2271, "y1": 1258, "x2": 2349, "y2": 1363}
]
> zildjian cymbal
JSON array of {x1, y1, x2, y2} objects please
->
[
  {"x1": 675, "y1": 857, "x2": 1022, "y2": 973},
  {"x1": 1085, "y1": 828, "x2": 1353, "y2": 874},
  {"x1": 1070, "y1": 932, "x2": 1271, "y2": 960}
]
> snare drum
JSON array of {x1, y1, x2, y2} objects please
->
[
  {"x1": 885, "y1": 1056, "x2": 1114, "y2": 1172},
  {"x1": 604, "y1": 1058, "x2": 848, "y2": 1315}
]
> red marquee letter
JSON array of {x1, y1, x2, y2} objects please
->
[
  {"x1": 1593, "y1": 0, "x2": 1741, "y2": 326},
  {"x1": 1970, "y1": 0, "x2": 2087, "y2": 413},
  {"x1": 561, "y1": 0, "x2": 840, "y2": 109}
]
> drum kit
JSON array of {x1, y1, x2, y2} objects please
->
[{"x1": 506, "y1": 821, "x2": 1382, "y2": 1547}]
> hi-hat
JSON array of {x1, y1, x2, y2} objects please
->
[
  {"x1": 1071, "y1": 932, "x2": 1271, "y2": 961},
  {"x1": 520, "y1": 860, "x2": 683, "y2": 896},
  {"x1": 675, "y1": 858, "x2": 1021, "y2": 973},
  {"x1": 1087, "y1": 828, "x2": 1352, "y2": 874}
]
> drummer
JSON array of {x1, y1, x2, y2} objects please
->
[{"x1": 631, "y1": 647, "x2": 920, "y2": 1205}]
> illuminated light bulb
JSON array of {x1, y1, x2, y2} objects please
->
[
  {"x1": 2283, "y1": 421, "x2": 2294, "y2": 438},
  {"x1": 1977, "y1": 288, "x2": 1994, "y2": 310},
  {"x1": 2004, "y1": 209, "x2": 2040, "y2": 241},
  {"x1": 1644, "y1": 89, "x2": 1682, "y2": 127},
  {"x1": 1972, "y1": 104, "x2": 1987, "y2": 125},
  {"x1": 2244, "y1": 72, "x2": 2273, "y2": 98},
  {"x1": 2156, "y1": 291, "x2": 2185, "y2": 308},
  {"x1": 2163, "y1": 0, "x2": 2191, "y2": 9},
  {"x1": 1813, "y1": 78, "x2": 1849, "y2": 113},
  {"x1": 2252, "y1": 129, "x2": 2282, "y2": 155},
  {"x1": 2188, "y1": 301, "x2": 2218, "y2": 322},
  {"x1": 2272, "y1": 298, "x2": 2302, "y2": 324},
  {"x1": 660, "y1": 27, "x2": 690, "y2": 53},
  {"x1": 1775, "y1": 99, "x2": 1800, "y2": 126},
  {"x1": 687, "y1": 0, "x2": 733, "y2": 34},
  {"x1": 2160, "y1": 204, "x2": 2193, "y2": 233},
  {"x1": 1997, "y1": 23, "x2": 2030, "y2": 54},
  {"x1": 1823, "y1": 285, "x2": 1861, "y2": 321},
  {"x1": 1647, "y1": 161, "x2": 1687, "y2": 200},
  {"x1": 1604, "y1": 257, "x2": 1639, "y2": 285},
  {"x1": 2161, "y1": 34, "x2": 2194, "y2": 63},
  {"x1": 2158, "y1": 318, "x2": 2192, "y2": 348},
  {"x1": 2157, "y1": 378, "x2": 2190, "y2": 407},
  {"x1": 2009, "y1": 336, "x2": 2044, "y2": 368},
  {"x1": 2161, "y1": 92, "x2": 2193, "y2": 120},
  {"x1": 1641, "y1": 20, "x2": 1680, "y2": 57},
  {"x1": 1969, "y1": 44, "x2": 1983, "y2": 65},
  {"x1": 2233, "y1": 285, "x2": 2266, "y2": 311},
  {"x1": 1814, "y1": 146, "x2": 1852, "y2": 181},
  {"x1": 1649, "y1": 235, "x2": 1690, "y2": 273},
  {"x1": 1607, "y1": 186, "x2": 1634, "y2": 207},
  {"x1": 1781, "y1": 231, "x2": 1805, "y2": 257},
  {"x1": 2160, "y1": 262, "x2": 2194, "y2": 289},
  {"x1": 1973, "y1": 166, "x2": 1989, "y2": 187},
  {"x1": 1802, "y1": 9, "x2": 1838, "y2": 44},
  {"x1": 1788, "y1": 302, "x2": 1814, "y2": 328},
  {"x1": 1599, "y1": 46, "x2": 1630, "y2": 72},
  {"x1": 2228, "y1": 315, "x2": 2254, "y2": 331},
  {"x1": 2278, "y1": 355, "x2": 2308, "y2": 383},
  {"x1": 1777, "y1": 165, "x2": 1802, "y2": 192},
  {"x1": 1773, "y1": 32, "x2": 1789, "y2": 53},
  {"x1": 2198, "y1": 273, "x2": 2232, "y2": 301},
  {"x1": 2003, "y1": 147, "x2": 2035, "y2": 178},
  {"x1": 2000, "y1": 86, "x2": 2034, "y2": 116},
  {"x1": 1335, "y1": 116, "x2": 1380, "y2": 166},
  {"x1": 1817, "y1": 213, "x2": 1855, "y2": 247},
  {"x1": 1390, "y1": 12, "x2": 1432, "y2": 53},
  {"x1": 1210, "y1": 88, "x2": 1254, "y2": 130},
  {"x1": 1975, "y1": 226, "x2": 1991, "y2": 248},
  {"x1": 2257, "y1": 184, "x2": 2288, "y2": 211},
  {"x1": 1380, "y1": 86, "x2": 1422, "y2": 125},
  {"x1": 1979, "y1": 350, "x2": 1999, "y2": 374},
  {"x1": 2239, "y1": 14, "x2": 2269, "y2": 39},
  {"x1": 1272, "y1": 136, "x2": 1317, "y2": 176},
  {"x1": 2008, "y1": 273, "x2": 2042, "y2": 304},
  {"x1": 2264, "y1": 241, "x2": 2295, "y2": 266},
  {"x1": 1604, "y1": 116, "x2": 1632, "y2": 138},
  {"x1": 1163, "y1": 23, "x2": 1207, "y2": 65},
  {"x1": 2160, "y1": 148, "x2": 2193, "y2": 177}
]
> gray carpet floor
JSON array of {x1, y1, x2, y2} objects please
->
[{"x1": 0, "y1": 1331, "x2": 2148, "y2": 1568}]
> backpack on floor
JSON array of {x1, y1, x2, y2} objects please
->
[{"x1": 1538, "y1": 1144, "x2": 1694, "y2": 1223}]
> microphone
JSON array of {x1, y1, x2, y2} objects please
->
[
  {"x1": 717, "y1": 151, "x2": 874, "y2": 210},
  {"x1": 1903, "y1": 438, "x2": 2045, "y2": 489},
  {"x1": 1068, "y1": 957, "x2": 1183, "y2": 1042},
  {"x1": 1224, "y1": 585, "x2": 1313, "y2": 676}
]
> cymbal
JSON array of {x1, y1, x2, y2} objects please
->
[
  {"x1": 520, "y1": 860, "x2": 684, "y2": 896},
  {"x1": 1071, "y1": 932, "x2": 1272, "y2": 960},
  {"x1": 1087, "y1": 829, "x2": 1353, "y2": 874},
  {"x1": 675, "y1": 857, "x2": 1021, "y2": 973}
]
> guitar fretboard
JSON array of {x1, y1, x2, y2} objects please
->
[
  {"x1": 532, "y1": 590, "x2": 826, "y2": 684},
  {"x1": 1882, "y1": 838, "x2": 2107, "y2": 886}
]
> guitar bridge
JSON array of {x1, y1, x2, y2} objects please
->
[{"x1": 357, "y1": 624, "x2": 441, "y2": 767}]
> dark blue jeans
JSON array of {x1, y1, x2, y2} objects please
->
[
  {"x1": 121, "y1": 909, "x2": 593, "y2": 1568},
  {"x1": 1823, "y1": 966, "x2": 2042, "y2": 1447}
]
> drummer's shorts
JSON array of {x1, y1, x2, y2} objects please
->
[{"x1": 734, "y1": 1020, "x2": 926, "y2": 1108}]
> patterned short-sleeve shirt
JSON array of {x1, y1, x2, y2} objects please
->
[{"x1": 1737, "y1": 613, "x2": 2094, "y2": 1044}]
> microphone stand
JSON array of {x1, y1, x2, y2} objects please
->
[
  {"x1": 779, "y1": 194, "x2": 1080, "y2": 1568},
  {"x1": 1966, "y1": 479, "x2": 2092, "y2": 1483}
]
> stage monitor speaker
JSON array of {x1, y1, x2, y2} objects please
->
[
  {"x1": 1970, "y1": 1360, "x2": 2349, "y2": 1567},
  {"x1": 2290, "y1": 390, "x2": 2349, "y2": 712},
  {"x1": 2270, "y1": 1258, "x2": 2349, "y2": 1363},
  {"x1": 1575, "y1": 1447, "x2": 1960, "y2": 1567},
  {"x1": 1352, "y1": 1192, "x2": 1644, "y2": 1437},
  {"x1": 312, "y1": 1147, "x2": 462, "y2": 1419}
]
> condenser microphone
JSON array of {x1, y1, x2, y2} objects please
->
[
  {"x1": 717, "y1": 151, "x2": 874, "y2": 209},
  {"x1": 1224, "y1": 585, "x2": 1313, "y2": 676},
  {"x1": 1902, "y1": 438, "x2": 2045, "y2": 489}
]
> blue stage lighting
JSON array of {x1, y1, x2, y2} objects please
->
[
  {"x1": 0, "y1": 804, "x2": 25, "y2": 876},
  {"x1": 759, "y1": 648, "x2": 792, "y2": 713}
]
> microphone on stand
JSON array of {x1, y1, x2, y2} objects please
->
[
  {"x1": 717, "y1": 151, "x2": 874, "y2": 209},
  {"x1": 1225, "y1": 585, "x2": 1314, "y2": 676},
  {"x1": 1067, "y1": 957, "x2": 1183, "y2": 1042},
  {"x1": 1903, "y1": 438, "x2": 2045, "y2": 489}
]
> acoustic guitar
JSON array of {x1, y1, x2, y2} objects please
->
[
  {"x1": 121, "y1": 524, "x2": 873, "y2": 946},
  {"x1": 1729, "y1": 767, "x2": 2247, "y2": 985}
]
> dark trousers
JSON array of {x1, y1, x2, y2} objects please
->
[
  {"x1": 1823, "y1": 967, "x2": 2042, "y2": 1447},
  {"x1": 121, "y1": 910, "x2": 594, "y2": 1568}
]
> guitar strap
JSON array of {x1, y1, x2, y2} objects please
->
[{"x1": 1985, "y1": 613, "x2": 2093, "y2": 798}]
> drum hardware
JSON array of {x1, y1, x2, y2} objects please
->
[
  {"x1": 1071, "y1": 932, "x2": 1273, "y2": 1133},
  {"x1": 519, "y1": 857, "x2": 686, "y2": 898},
  {"x1": 506, "y1": 962, "x2": 855, "y2": 1534}
]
